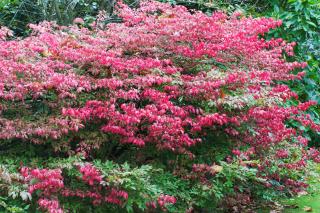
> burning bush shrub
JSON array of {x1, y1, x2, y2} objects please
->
[{"x1": 0, "y1": 1, "x2": 319, "y2": 212}]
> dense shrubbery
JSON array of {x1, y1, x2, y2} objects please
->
[
  {"x1": 264, "y1": 0, "x2": 320, "y2": 145},
  {"x1": 0, "y1": 0, "x2": 123, "y2": 36},
  {"x1": 164, "y1": 0, "x2": 320, "y2": 145},
  {"x1": 0, "y1": 1, "x2": 319, "y2": 212}
]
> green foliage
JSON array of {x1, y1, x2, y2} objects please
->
[
  {"x1": 1, "y1": 153, "x2": 273, "y2": 212},
  {"x1": 264, "y1": 0, "x2": 320, "y2": 145},
  {"x1": 0, "y1": 0, "x2": 126, "y2": 36}
]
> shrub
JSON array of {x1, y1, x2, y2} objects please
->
[
  {"x1": 264, "y1": 0, "x2": 320, "y2": 146},
  {"x1": 0, "y1": 0, "x2": 122, "y2": 36},
  {"x1": 0, "y1": 1, "x2": 319, "y2": 212}
]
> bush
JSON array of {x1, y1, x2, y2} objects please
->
[
  {"x1": 263, "y1": 0, "x2": 320, "y2": 146},
  {"x1": 0, "y1": 1, "x2": 319, "y2": 212},
  {"x1": 0, "y1": 0, "x2": 122, "y2": 36}
]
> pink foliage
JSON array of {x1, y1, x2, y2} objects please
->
[
  {"x1": 78, "y1": 163, "x2": 103, "y2": 185},
  {"x1": 21, "y1": 164, "x2": 129, "y2": 212},
  {"x1": 38, "y1": 198, "x2": 64, "y2": 213},
  {"x1": 1, "y1": 1, "x2": 317, "y2": 151},
  {"x1": 20, "y1": 167, "x2": 64, "y2": 195}
]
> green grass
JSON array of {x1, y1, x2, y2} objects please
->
[
  {"x1": 282, "y1": 164, "x2": 320, "y2": 213},
  {"x1": 258, "y1": 164, "x2": 320, "y2": 212},
  {"x1": 283, "y1": 189, "x2": 320, "y2": 212}
]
